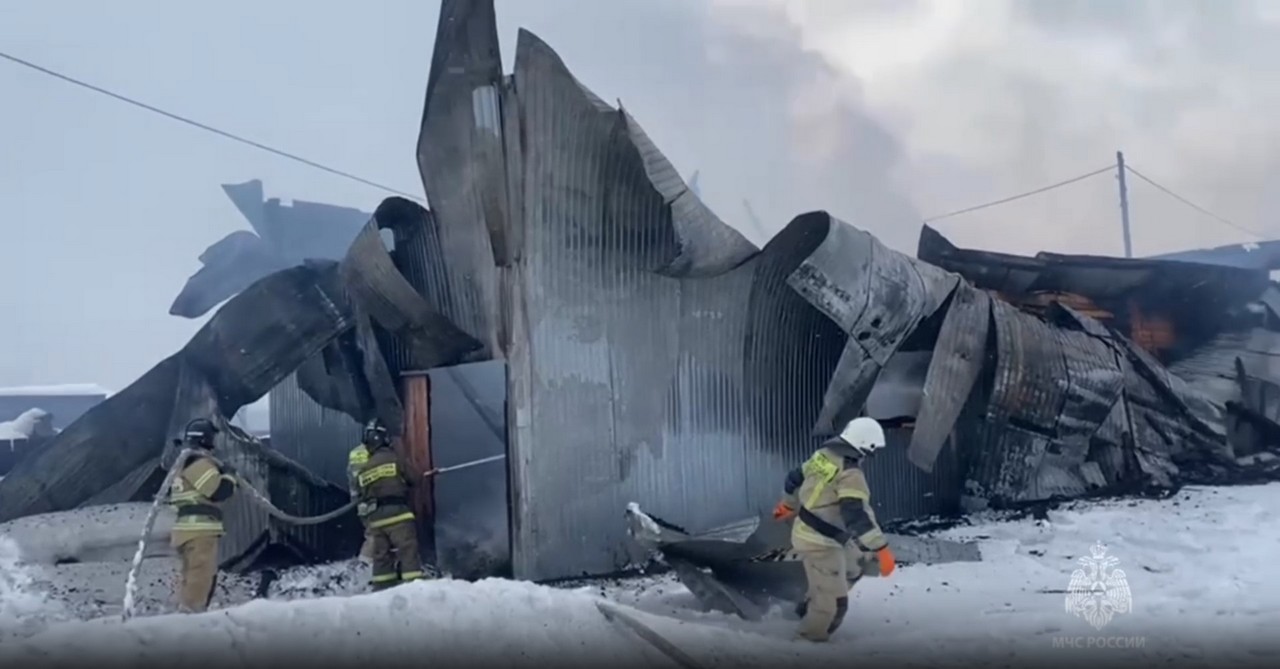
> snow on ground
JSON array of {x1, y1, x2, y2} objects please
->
[
  {"x1": 597, "y1": 483, "x2": 1280, "y2": 664},
  {"x1": 0, "y1": 536, "x2": 72, "y2": 643},
  {"x1": 2, "y1": 483, "x2": 1279, "y2": 667},
  {"x1": 1, "y1": 503, "x2": 175, "y2": 565}
]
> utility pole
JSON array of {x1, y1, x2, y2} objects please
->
[{"x1": 1116, "y1": 150, "x2": 1133, "y2": 258}]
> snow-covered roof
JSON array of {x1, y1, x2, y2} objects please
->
[{"x1": 0, "y1": 384, "x2": 112, "y2": 398}]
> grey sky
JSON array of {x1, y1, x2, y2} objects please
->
[{"x1": 2, "y1": 0, "x2": 1277, "y2": 395}]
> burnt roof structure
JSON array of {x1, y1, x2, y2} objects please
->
[
  {"x1": 169, "y1": 180, "x2": 370, "y2": 318},
  {"x1": 912, "y1": 225, "x2": 1280, "y2": 503}
]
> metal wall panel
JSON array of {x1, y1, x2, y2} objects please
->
[
  {"x1": 503, "y1": 31, "x2": 846, "y2": 579},
  {"x1": 388, "y1": 209, "x2": 450, "y2": 373},
  {"x1": 865, "y1": 429, "x2": 962, "y2": 523},
  {"x1": 415, "y1": 0, "x2": 505, "y2": 356},
  {"x1": 268, "y1": 372, "x2": 363, "y2": 488}
]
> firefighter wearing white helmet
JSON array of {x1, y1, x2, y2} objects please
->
[{"x1": 772, "y1": 416, "x2": 896, "y2": 642}]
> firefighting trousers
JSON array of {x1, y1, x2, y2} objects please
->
[
  {"x1": 368, "y1": 519, "x2": 426, "y2": 588},
  {"x1": 796, "y1": 546, "x2": 852, "y2": 641},
  {"x1": 175, "y1": 534, "x2": 220, "y2": 613}
]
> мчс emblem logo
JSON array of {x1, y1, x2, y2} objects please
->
[{"x1": 1064, "y1": 541, "x2": 1133, "y2": 631}]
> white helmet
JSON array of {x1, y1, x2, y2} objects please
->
[{"x1": 836, "y1": 417, "x2": 886, "y2": 455}]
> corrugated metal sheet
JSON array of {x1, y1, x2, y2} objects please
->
[
  {"x1": 387, "y1": 208, "x2": 454, "y2": 373},
  {"x1": 415, "y1": 0, "x2": 504, "y2": 356},
  {"x1": 785, "y1": 216, "x2": 961, "y2": 433},
  {"x1": 865, "y1": 428, "x2": 962, "y2": 523},
  {"x1": 508, "y1": 28, "x2": 768, "y2": 577},
  {"x1": 268, "y1": 372, "x2": 364, "y2": 488},
  {"x1": 908, "y1": 283, "x2": 991, "y2": 471},
  {"x1": 964, "y1": 298, "x2": 1067, "y2": 501},
  {"x1": 339, "y1": 209, "x2": 481, "y2": 376}
]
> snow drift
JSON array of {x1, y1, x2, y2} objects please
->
[{"x1": 0, "y1": 578, "x2": 843, "y2": 669}]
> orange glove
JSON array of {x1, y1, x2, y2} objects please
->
[
  {"x1": 772, "y1": 501, "x2": 796, "y2": 521},
  {"x1": 877, "y1": 546, "x2": 896, "y2": 577}
]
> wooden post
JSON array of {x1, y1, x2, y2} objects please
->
[{"x1": 399, "y1": 373, "x2": 436, "y2": 566}]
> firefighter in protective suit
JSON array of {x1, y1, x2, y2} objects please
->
[
  {"x1": 168, "y1": 418, "x2": 238, "y2": 613},
  {"x1": 773, "y1": 416, "x2": 897, "y2": 642},
  {"x1": 347, "y1": 418, "x2": 431, "y2": 590}
]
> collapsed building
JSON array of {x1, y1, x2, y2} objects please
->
[{"x1": 2, "y1": 0, "x2": 1279, "y2": 589}]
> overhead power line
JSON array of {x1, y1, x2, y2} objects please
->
[
  {"x1": 7, "y1": 48, "x2": 1272, "y2": 243},
  {"x1": 922, "y1": 165, "x2": 1115, "y2": 223},
  {"x1": 0, "y1": 49, "x2": 424, "y2": 202},
  {"x1": 1122, "y1": 164, "x2": 1265, "y2": 239}
]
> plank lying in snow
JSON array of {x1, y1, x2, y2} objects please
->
[{"x1": 596, "y1": 600, "x2": 707, "y2": 669}]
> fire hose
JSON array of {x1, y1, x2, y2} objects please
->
[{"x1": 121, "y1": 447, "x2": 506, "y2": 622}]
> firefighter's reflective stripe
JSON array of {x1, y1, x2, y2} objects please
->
[
  {"x1": 348, "y1": 445, "x2": 369, "y2": 466},
  {"x1": 370, "y1": 572, "x2": 399, "y2": 584},
  {"x1": 400, "y1": 570, "x2": 425, "y2": 581},
  {"x1": 170, "y1": 457, "x2": 227, "y2": 535},
  {"x1": 357, "y1": 462, "x2": 399, "y2": 488},
  {"x1": 192, "y1": 467, "x2": 219, "y2": 492},
  {"x1": 173, "y1": 519, "x2": 224, "y2": 532},
  {"x1": 368, "y1": 511, "x2": 415, "y2": 530},
  {"x1": 836, "y1": 486, "x2": 869, "y2": 501}
]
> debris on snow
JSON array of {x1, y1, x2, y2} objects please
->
[{"x1": 626, "y1": 502, "x2": 665, "y2": 542}]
